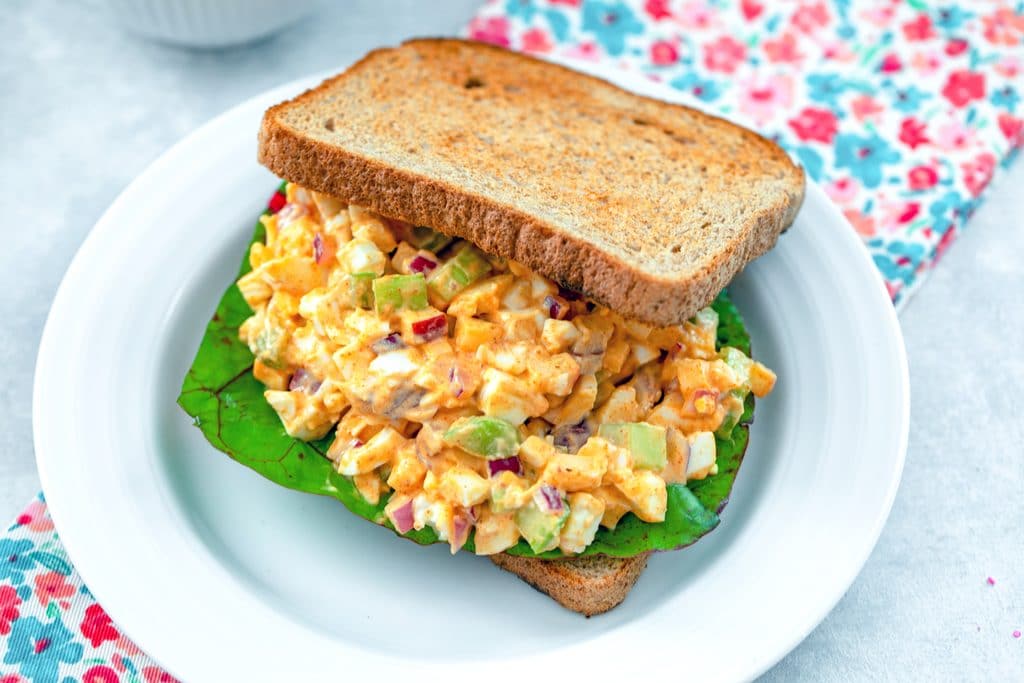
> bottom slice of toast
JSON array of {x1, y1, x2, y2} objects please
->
[{"x1": 490, "y1": 552, "x2": 651, "y2": 616}]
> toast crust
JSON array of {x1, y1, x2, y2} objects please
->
[
  {"x1": 489, "y1": 552, "x2": 651, "y2": 616},
  {"x1": 258, "y1": 38, "x2": 804, "y2": 327}
]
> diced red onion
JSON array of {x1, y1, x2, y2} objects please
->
[
  {"x1": 536, "y1": 485, "x2": 564, "y2": 513},
  {"x1": 448, "y1": 366, "x2": 464, "y2": 398},
  {"x1": 371, "y1": 333, "x2": 406, "y2": 354},
  {"x1": 288, "y1": 368, "x2": 322, "y2": 393},
  {"x1": 390, "y1": 499, "x2": 415, "y2": 534},
  {"x1": 451, "y1": 510, "x2": 472, "y2": 550},
  {"x1": 487, "y1": 456, "x2": 522, "y2": 477},
  {"x1": 552, "y1": 420, "x2": 591, "y2": 453},
  {"x1": 544, "y1": 295, "x2": 570, "y2": 320},
  {"x1": 409, "y1": 255, "x2": 438, "y2": 275},
  {"x1": 411, "y1": 314, "x2": 448, "y2": 342},
  {"x1": 312, "y1": 233, "x2": 328, "y2": 264}
]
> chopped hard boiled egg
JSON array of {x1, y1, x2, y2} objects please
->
[{"x1": 239, "y1": 183, "x2": 776, "y2": 555}]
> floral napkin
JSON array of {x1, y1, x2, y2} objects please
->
[
  {"x1": 466, "y1": 0, "x2": 1024, "y2": 303},
  {"x1": 3, "y1": 2, "x2": 1023, "y2": 681}
]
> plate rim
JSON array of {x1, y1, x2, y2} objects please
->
[{"x1": 32, "y1": 60, "x2": 909, "y2": 682}]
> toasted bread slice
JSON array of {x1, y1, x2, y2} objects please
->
[
  {"x1": 258, "y1": 38, "x2": 804, "y2": 326},
  {"x1": 490, "y1": 552, "x2": 650, "y2": 616}
]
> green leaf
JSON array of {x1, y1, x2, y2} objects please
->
[{"x1": 179, "y1": 214, "x2": 759, "y2": 558}]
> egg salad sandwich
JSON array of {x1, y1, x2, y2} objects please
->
[{"x1": 179, "y1": 38, "x2": 804, "y2": 616}]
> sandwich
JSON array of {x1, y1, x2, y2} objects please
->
[{"x1": 179, "y1": 38, "x2": 804, "y2": 615}]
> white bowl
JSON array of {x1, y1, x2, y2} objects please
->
[{"x1": 101, "y1": 0, "x2": 321, "y2": 48}]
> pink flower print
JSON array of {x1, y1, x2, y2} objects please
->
[
  {"x1": 907, "y1": 165, "x2": 939, "y2": 191},
  {"x1": 763, "y1": 33, "x2": 802, "y2": 64},
  {"x1": 788, "y1": 107, "x2": 838, "y2": 143},
  {"x1": 861, "y1": 5, "x2": 895, "y2": 27},
  {"x1": 792, "y1": 2, "x2": 829, "y2": 33},
  {"x1": 850, "y1": 95, "x2": 884, "y2": 123},
  {"x1": 962, "y1": 153, "x2": 996, "y2": 198},
  {"x1": 143, "y1": 667, "x2": 180, "y2": 683},
  {"x1": 995, "y1": 56, "x2": 1021, "y2": 79},
  {"x1": 843, "y1": 209, "x2": 876, "y2": 238},
  {"x1": 703, "y1": 36, "x2": 746, "y2": 73},
  {"x1": 821, "y1": 40, "x2": 856, "y2": 62},
  {"x1": 740, "y1": 0, "x2": 764, "y2": 21},
  {"x1": 945, "y1": 38, "x2": 969, "y2": 57},
  {"x1": 15, "y1": 500, "x2": 54, "y2": 532},
  {"x1": 825, "y1": 177, "x2": 858, "y2": 204},
  {"x1": 34, "y1": 571, "x2": 74, "y2": 607},
  {"x1": 0, "y1": 585, "x2": 22, "y2": 636},
  {"x1": 910, "y1": 50, "x2": 942, "y2": 76},
  {"x1": 115, "y1": 634, "x2": 142, "y2": 656},
  {"x1": 521, "y1": 28, "x2": 553, "y2": 54},
  {"x1": 737, "y1": 74, "x2": 793, "y2": 126},
  {"x1": 0, "y1": 676, "x2": 25, "y2": 683},
  {"x1": 942, "y1": 70, "x2": 985, "y2": 107},
  {"x1": 998, "y1": 113, "x2": 1024, "y2": 147},
  {"x1": 562, "y1": 41, "x2": 602, "y2": 62},
  {"x1": 676, "y1": 1, "x2": 715, "y2": 29},
  {"x1": 83, "y1": 665, "x2": 120, "y2": 683},
  {"x1": 879, "y1": 201, "x2": 921, "y2": 230},
  {"x1": 903, "y1": 14, "x2": 936, "y2": 41},
  {"x1": 898, "y1": 117, "x2": 930, "y2": 149},
  {"x1": 467, "y1": 16, "x2": 510, "y2": 48},
  {"x1": 550, "y1": 0, "x2": 581, "y2": 5},
  {"x1": 80, "y1": 603, "x2": 120, "y2": 648},
  {"x1": 879, "y1": 53, "x2": 902, "y2": 73},
  {"x1": 650, "y1": 40, "x2": 679, "y2": 66},
  {"x1": 982, "y1": 8, "x2": 1024, "y2": 46},
  {"x1": 934, "y1": 120, "x2": 975, "y2": 151},
  {"x1": 643, "y1": 0, "x2": 672, "y2": 21}
]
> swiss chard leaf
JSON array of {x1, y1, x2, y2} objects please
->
[{"x1": 178, "y1": 212, "x2": 756, "y2": 558}]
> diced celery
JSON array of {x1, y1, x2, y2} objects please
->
[
  {"x1": 407, "y1": 225, "x2": 453, "y2": 252},
  {"x1": 443, "y1": 416, "x2": 521, "y2": 458},
  {"x1": 719, "y1": 346, "x2": 753, "y2": 393},
  {"x1": 598, "y1": 422, "x2": 667, "y2": 470},
  {"x1": 372, "y1": 274, "x2": 428, "y2": 315},
  {"x1": 427, "y1": 244, "x2": 492, "y2": 303},
  {"x1": 715, "y1": 389, "x2": 747, "y2": 438},
  {"x1": 342, "y1": 272, "x2": 375, "y2": 309}
]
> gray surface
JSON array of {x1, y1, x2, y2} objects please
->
[{"x1": 2, "y1": 1, "x2": 1021, "y2": 680}]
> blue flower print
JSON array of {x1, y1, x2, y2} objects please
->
[
  {"x1": 4, "y1": 615, "x2": 84, "y2": 683},
  {"x1": 669, "y1": 71, "x2": 723, "y2": 102},
  {"x1": 0, "y1": 538, "x2": 35, "y2": 584},
  {"x1": 793, "y1": 146, "x2": 824, "y2": 181},
  {"x1": 990, "y1": 85, "x2": 1019, "y2": 112},
  {"x1": 870, "y1": 240, "x2": 926, "y2": 286},
  {"x1": 806, "y1": 74, "x2": 860, "y2": 108},
  {"x1": 891, "y1": 86, "x2": 930, "y2": 113},
  {"x1": 581, "y1": 1, "x2": 644, "y2": 56},
  {"x1": 504, "y1": 0, "x2": 537, "y2": 23},
  {"x1": 543, "y1": 8, "x2": 570, "y2": 41},
  {"x1": 933, "y1": 6, "x2": 972, "y2": 31},
  {"x1": 929, "y1": 189, "x2": 964, "y2": 222},
  {"x1": 834, "y1": 132, "x2": 901, "y2": 188}
]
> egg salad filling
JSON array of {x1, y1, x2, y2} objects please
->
[{"x1": 237, "y1": 183, "x2": 776, "y2": 556}]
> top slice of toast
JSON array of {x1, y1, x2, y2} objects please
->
[{"x1": 258, "y1": 38, "x2": 805, "y2": 326}]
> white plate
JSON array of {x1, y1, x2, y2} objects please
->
[{"x1": 33, "y1": 61, "x2": 908, "y2": 682}]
